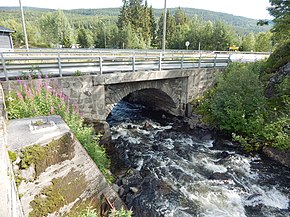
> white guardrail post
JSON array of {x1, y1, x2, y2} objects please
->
[
  {"x1": 0, "y1": 53, "x2": 8, "y2": 81},
  {"x1": 159, "y1": 53, "x2": 162, "y2": 71},
  {"x1": 132, "y1": 54, "x2": 136, "y2": 72},
  {"x1": 227, "y1": 54, "x2": 231, "y2": 65},
  {"x1": 99, "y1": 57, "x2": 103, "y2": 75},
  {"x1": 181, "y1": 54, "x2": 184, "y2": 70},
  {"x1": 198, "y1": 53, "x2": 202, "y2": 68},
  {"x1": 57, "y1": 51, "x2": 63, "y2": 77},
  {"x1": 214, "y1": 54, "x2": 217, "y2": 68}
]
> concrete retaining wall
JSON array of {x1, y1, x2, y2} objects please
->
[
  {"x1": 0, "y1": 83, "x2": 24, "y2": 217},
  {"x1": 0, "y1": 82, "x2": 125, "y2": 216},
  {"x1": 7, "y1": 116, "x2": 125, "y2": 216}
]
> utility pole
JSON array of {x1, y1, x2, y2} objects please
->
[
  {"x1": 19, "y1": 0, "x2": 29, "y2": 50},
  {"x1": 162, "y1": 0, "x2": 167, "y2": 52}
]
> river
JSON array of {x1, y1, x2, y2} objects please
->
[{"x1": 107, "y1": 101, "x2": 290, "y2": 217}]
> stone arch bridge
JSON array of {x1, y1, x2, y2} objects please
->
[{"x1": 2, "y1": 68, "x2": 221, "y2": 122}]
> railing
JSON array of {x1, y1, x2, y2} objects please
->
[{"x1": 0, "y1": 50, "x2": 232, "y2": 81}]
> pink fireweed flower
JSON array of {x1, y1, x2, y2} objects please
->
[
  {"x1": 50, "y1": 106, "x2": 55, "y2": 114},
  {"x1": 73, "y1": 103, "x2": 79, "y2": 113},
  {"x1": 26, "y1": 88, "x2": 34, "y2": 99},
  {"x1": 45, "y1": 75, "x2": 49, "y2": 89},
  {"x1": 35, "y1": 79, "x2": 42, "y2": 95},
  {"x1": 16, "y1": 91, "x2": 24, "y2": 101},
  {"x1": 17, "y1": 79, "x2": 24, "y2": 85},
  {"x1": 22, "y1": 82, "x2": 28, "y2": 93}
]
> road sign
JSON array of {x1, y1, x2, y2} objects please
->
[{"x1": 185, "y1": 41, "x2": 190, "y2": 50}]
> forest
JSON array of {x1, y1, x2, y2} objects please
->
[{"x1": 0, "y1": 0, "x2": 273, "y2": 51}]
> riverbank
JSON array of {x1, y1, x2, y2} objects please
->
[
  {"x1": 184, "y1": 113, "x2": 290, "y2": 169},
  {"x1": 106, "y1": 101, "x2": 290, "y2": 217}
]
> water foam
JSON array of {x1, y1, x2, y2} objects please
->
[{"x1": 245, "y1": 185, "x2": 289, "y2": 209}]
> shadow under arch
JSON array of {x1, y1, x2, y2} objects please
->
[{"x1": 105, "y1": 88, "x2": 180, "y2": 120}]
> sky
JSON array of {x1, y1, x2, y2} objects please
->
[{"x1": 0, "y1": 0, "x2": 272, "y2": 20}]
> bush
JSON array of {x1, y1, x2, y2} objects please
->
[
  {"x1": 77, "y1": 208, "x2": 98, "y2": 217},
  {"x1": 197, "y1": 61, "x2": 290, "y2": 150},
  {"x1": 206, "y1": 62, "x2": 266, "y2": 135},
  {"x1": 109, "y1": 208, "x2": 133, "y2": 217},
  {"x1": 77, "y1": 207, "x2": 133, "y2": 217},
  {"x1": 5, "y1": 77, "x2": 112, "y2": 181},
  {"x1": 265, "y1": 41, "x2": 290, "y2": 72}
]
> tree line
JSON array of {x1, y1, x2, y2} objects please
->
[{"x1": 0, "y1": 1, "x2": 274, "y2": 51}]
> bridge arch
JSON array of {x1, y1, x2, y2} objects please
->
[{"x1": 104, "y1": 81, "x2": 183, "y2": 119}]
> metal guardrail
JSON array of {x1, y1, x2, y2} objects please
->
[{"x1": 0, "y1": 50, "x2": 232, "y2": 81}]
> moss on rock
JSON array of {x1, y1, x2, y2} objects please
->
[
  {"x1": 20, "y1": 133, "x2": 75, "y2": 178},
  {"x1": 29, "y1": 169, "x2": 87, "y2": 217},
  {"x1": 8, "y1": 150, "x2": 17, "y2": 162}
]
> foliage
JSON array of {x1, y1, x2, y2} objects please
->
[
  {"x1": 268, "y1": 0, "x2": 290, "y2": 42},
  {"x1": 74, "y1": 70, "x2": 82, "y2": 76},
  {"x1": 265, "y1": 41, "x2": 290, "y2": 72},
  {"x1": 8, "y1": 150, "x2": 17, "y2": 162},
  {"x1": 39, "y1": 10, "x2": 74, "y2": 47},
  {"x1": 241, "y1": 32, "x2": 255, "y2": 51},
  {"x1": 76, "y1": 207, "x2": 133, "y2": 217},
  {"x1": 117, "y1": 0, "x2": 151, "y2": 48},
  {"x1": 77, "y1": 208, "x2": 98, "y2": 217},
  {"x1": 205, "y1": 62, "x2": 266, "y2": 134},
  {"x1": 197, "y1": 61, "x2": 290, "y2": 150},
  {"x1": 5, "y1": 77, "x2": 112, "y2": 181},
  {"x1": 0, "y1": 6, "x2": 272, "y2": 50},
  {"x1": 262, "y1": 116, "x2": 290, "y2": 149},
  {"x1": 254, "y1": 32, "x2": 273, "y2": 52},
  {"x1": 109, "y1": 208, "x2": 133, "y2": 217},
  {"x1": 77, "y1": 28, "x2": 94, "y2": 48}
]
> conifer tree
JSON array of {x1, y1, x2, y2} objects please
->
[{"x1": 268, "y1": 0, "x2": 290, "y2": 42}]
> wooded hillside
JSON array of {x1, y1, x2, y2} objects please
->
[{"x1": 0, "y1": 5, "x2": 273, "y2": 50}]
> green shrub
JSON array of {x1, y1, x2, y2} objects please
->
[
  {"x1": 109, "y1": 208, "x2": 133, "y2": 217},
  {"x1": 76, "y1": 207, "x2": 133, "y2": 217},
  {"x1": 197, "y1": 61, "x2": 290, "y2": 150},
  {"x1": 265, "y1": 41, "x2": 290, "y2": 72},
  {"x1": 206, "y1": 62, "x2": 266, "y2": 135},
  {"x1": 263, "y1": 116, "x2": 290, "y2": 149},
  {"x1": 8, "y1": 150, "x2": 17, "y2": 162},
  {"x1": 77, "y1": 208, "x2": 98, "y2": 217}
]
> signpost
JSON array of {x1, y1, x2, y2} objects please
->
[{"x1": 185, "y1": 41, "x2": 190, "y2": 50}]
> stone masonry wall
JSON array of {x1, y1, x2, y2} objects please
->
[
  {"x1": 187, "y1": 68, "x2": 221, "y2": 101},
  {"x1": 2, "y1": 68, "x2": 222, "y2": 121}
]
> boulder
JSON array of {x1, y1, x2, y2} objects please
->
[{"x1": 262, "y1": 146, "x2": 290, "y2": 168}]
